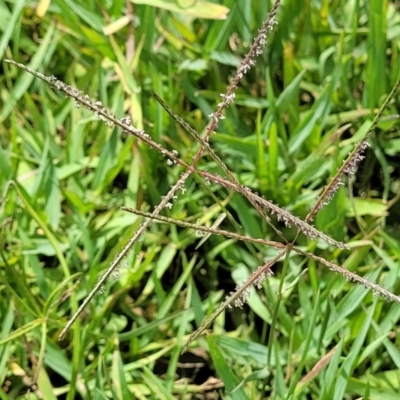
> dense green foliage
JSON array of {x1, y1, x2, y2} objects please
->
[{"x1": 1, "y1": 0, "x2": 400, "y2": 399}]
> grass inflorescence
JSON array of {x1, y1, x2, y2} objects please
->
[{"x1": 1, "y1": 1, "x2": 400, "y2": 399}]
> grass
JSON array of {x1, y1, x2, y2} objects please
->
[{"x1": 1, "y1": 0, "x2": 400, "y2": 399}]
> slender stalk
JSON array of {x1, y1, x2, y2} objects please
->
[
  {"x1": 183, "y1": 251, "x2": 285, "y2": 352},
  {"x1": 121, "y1": 207, "x2": 285, "y2": 248},
  {"x1": 307, "y1": 76, "x2": 400, "y2": 221}
]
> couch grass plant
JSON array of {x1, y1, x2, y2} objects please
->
[{"x1": 1, "y1": 0, "x2": 400, "y2": 399}]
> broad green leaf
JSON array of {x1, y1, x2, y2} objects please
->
[{"x1": 132, "y1": 0, "x2": 229, "y2": 20}]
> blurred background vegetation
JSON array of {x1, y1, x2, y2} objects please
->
[{"x1": 1, "y1": 0, "x2": 400, "y2": 399}]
